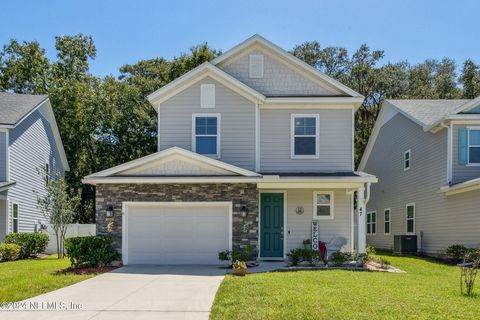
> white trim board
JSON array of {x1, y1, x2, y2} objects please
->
[{"x1": 121, "y1": 201, "x2": 233, "y2": 265}]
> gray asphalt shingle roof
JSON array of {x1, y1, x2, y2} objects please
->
[
  {"x1": 0, "y1": 92, "x2": 48, "y2": 126},
  {"x1": 386, "y1": 99, "x2": 470, "y2": 127}
]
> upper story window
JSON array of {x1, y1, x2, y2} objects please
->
[
  {"x1": 44, "y1": 162, "x2": 50, "y2": 186},
  {"x1": 200, "y1": 84, "x2": 215, "y2": 108},
  {"x1": 367, "y1": 211, "x2": 376, "y2": 235},
  {"x1": 468, "y1": 128, "x2": 480, "y2": 164},
  {"x1": 313, "y1": 191, "x2": 334, "y2": 219},
  {"x1": 404, "y1": 149, "x2": 411, "y2": 171},
  {"x1": 406, "y1": 203, "x2": 415, "y2": 234},
  {"x1": 192, "y1": 114, "x2": 220, "y2": 158},
  {"x1": 249, "y1": 54, "x2": 264, "y2": 78},
  {"x1": 384, "y1": 208, "x2": 391, "y2": 235},
  {"x1": 291, "y1": 114, "x2": 319, "y2": 159}
]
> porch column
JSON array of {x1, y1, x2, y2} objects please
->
[{"x1": 357, "y1": 187, "x2": 366, "y2": 253}]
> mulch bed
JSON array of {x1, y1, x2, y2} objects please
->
[{"x1": 57, "y1": 266, "x2": 121, "y2": 275}]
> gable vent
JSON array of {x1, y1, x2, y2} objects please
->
[
  {"x1": 200, "y1": 84, "x2": 215, "y2": 108},
  {"x1": 249, "y1": 54, "x2": 264, "y2": 78}
]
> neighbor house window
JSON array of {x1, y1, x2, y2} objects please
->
[
  {"x1": 291, "y1": 114, "x2": 319, "y2": 159},
  {"x1": 468, "y1": 128, "x2": 480, "y2": 164},
  {"x1": 367, "y1": 211, "x2": 376, "y2": 235},
  {"x1": 192, "y1": 114, "x2": 220, "y2": 158},
  {"x1": 404, "y1": 149, "x2": 411, "y2": 170},
  {"x1": 313, "y1": 191, "x2": 334, "y2": 219},
  {"x1": 384, "y1": 208, "x2": 391, "y2": 235},
  {"x1": 12, "y1": 203, "x2": 19, "y2": 233},
  {"x1": 406, "y1": 203, "x2": 415, "y2": 234}
]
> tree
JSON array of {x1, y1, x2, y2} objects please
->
[
  {"x1": 460, "y1": 59, "x2": 480, "y2": 99},
  {"x1": 37, "y1": 170, "x2": 81, "y2": 258}
]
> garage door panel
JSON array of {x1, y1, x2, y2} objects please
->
[{"x1": 125, "y1": 204, "x2": 230, "y2": 265}]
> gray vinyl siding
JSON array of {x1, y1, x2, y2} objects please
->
[
  {"x1": 7, "y1": 104, "x2": 65, "y2": 234},
  {"x1": 260, "y1": 108, "x2": 353, "y2": 172},
  {"x1": 451, "y1": 124, "x2": 480, "y2": 184},
  {"x1": 220, "y1": 49, "x2": 340, "y2": 96},
  {"x1": 159, "y1": 77, "x2": 256, "y2": 171},
  {"x1": 0, "y1": 132, "x2": 7, "y2": 181},
  {"x1": 365, "y1": 113, "x2": 480, "y2": 255},
  {"x1": 282, "y1": 189, "x2": 352, "y2": 252}
]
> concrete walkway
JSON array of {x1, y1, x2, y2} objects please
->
[{"x1": 0, "y1": 265, "x2": 226, "y2": 320}]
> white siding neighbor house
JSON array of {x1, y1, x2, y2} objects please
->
[
  {"x1": 0, "y1": 93, "x2": 69, "y2": 241},
  {"x1": 359, "y1": 98, "x2": 480, "y2": 256},
  {"x1": 83, "y1": 35, "x2": 377, "y2": 265}
]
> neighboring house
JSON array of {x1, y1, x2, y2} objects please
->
[
  {"x1": 83, "y1": 35, "x2": 377, "y2": 265},
  {"x1": 359, "y1": 98, "x2": 480, "y2": 256},
  {"x1": 0, "y1": 93, "x2": 69, "y2": 241}
]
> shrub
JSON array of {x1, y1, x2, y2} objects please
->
[
  {"x1": 218, "y1": 250, "x2": 230, "y2": 261},
  {"x1": 232, "y1": 245, "x2": 254, "y2": 261},
  {"x1": 459, "y1": 249, "x2": 480, "y2": 296},
  {"x1": 0, "y1": 243, "x2": 21, "y2": 261},
  {"x1": 366, "y1": 245, "x2": 376, "y2": 257},
  {"x1": 329, "y1": 251, "x2": 351, "y2": 266},
  {"x1": 288, "y1": 248, "x2": 314, "y2": 265},
  {"x1": 376, "y1": 257, "x2": 391, "y2": 269},
  {"x1": 446, "y1": 245, "x2": 469, "y2": 260},
  {"x1": 5, "y1": 233, "x2": 49, "y2": 259},
  {"x1": 64, "y1": 236, "x2": 119, "y2": 268}
]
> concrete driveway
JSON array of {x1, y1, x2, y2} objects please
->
[{"x1": 0, "y1": 265, "x2": 226, "y2": 320}]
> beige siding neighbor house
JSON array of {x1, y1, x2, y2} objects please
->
[
  {"x1": 359, "y1": 98, "x2": 480, "y2": 256},
  {"x1": 83, "y1": 35, "x2": 376, "y2": 265}
]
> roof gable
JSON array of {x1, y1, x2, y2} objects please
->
[
  {"x1": 146, "y1": 63, "x2": 265, "y2": 107},
  {"x1": 211, "y1": 35, "x2": 363, "y2": 98},
  {"x1": 84, "y1": 147, "x2": 261, "y2": 178},
  {"x1": 0, "y1": 93, "x2": 48, "y2": 126}
]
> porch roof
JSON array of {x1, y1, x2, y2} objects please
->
[{"x1": 440, "y1": 177, "x2": 480, "y2": 196}]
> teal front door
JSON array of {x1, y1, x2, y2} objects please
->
[{"x1": 260, "y1": 193, "x2": 284, "y2": 257}]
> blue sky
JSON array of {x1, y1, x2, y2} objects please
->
[{"x1": 0, "y1": 0, "x2": 478, "y2": 76}]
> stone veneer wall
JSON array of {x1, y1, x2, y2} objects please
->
[{"x1": 95, "y1": 183, "x2": 259, "y2": 255}]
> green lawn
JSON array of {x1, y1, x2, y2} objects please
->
[
  {"x1": 211, "y1": 253, "x2": 480, "y2": 320},
  {"x1": 0, "y1": 255, "x2": 95, "y2": 302}
]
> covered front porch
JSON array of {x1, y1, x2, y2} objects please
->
[{"x1": 256, "y1": 173, "x2": 375, "y2": 259}]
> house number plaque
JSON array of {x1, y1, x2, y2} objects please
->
[{"x1": 311, "y1": 221, "x2": 319, "y2": 251}]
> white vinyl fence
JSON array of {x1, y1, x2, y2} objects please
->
[{"x1": 44, "y1": 223, "x2": 96, "y2": 254}]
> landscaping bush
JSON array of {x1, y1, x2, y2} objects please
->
[
  {"x1": 446, "y1": 244, "x2": 469, "y2": 261},
  {"x1": 64, "y1": 236, "x2": 119, "y2": 268},
  {"x1": 5, "y1": 233, "x2": 49, "y2": 259},
  {"x1": 288, "y1": 248, "x2": 314, "y2": 265},
  {"x1": 329, "y1": 251, "x2": 351, "y2": 266},
  {"x1": 232, "y1": 245, "x2": 254, "y2": 261},
  {"x1": 0, "y1": 243, "x2": 21, "y2": 261}
]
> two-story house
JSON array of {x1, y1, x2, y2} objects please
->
[
  {"x1": 359, "y1": 98, "x2": 480, "y2": 256},
  {"x1": 0, "y1": 93, "x2": 69, "y2": 241},
  {"x1": 83, "y1": 35, "x2": 377, "y2": 265}
]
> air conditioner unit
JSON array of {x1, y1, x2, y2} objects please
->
[{"x1": 394, "y1": 235, "x2": 417, "y2": 255}]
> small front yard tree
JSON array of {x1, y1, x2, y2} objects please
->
[
  {"x1": 460, "y1": 249, "x2": 480, "y2": 297},
  {"x1": 37, "y1": 169, "x2": 81, "y2": 258}
]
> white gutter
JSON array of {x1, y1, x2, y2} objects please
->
[
  {"x1": 364, "y1": 182, "x2": 371, "y2": 206},
  {"x1": 440, "y1": 122, "x2": 452, "y2": 185}
]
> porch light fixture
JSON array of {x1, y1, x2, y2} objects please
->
[
  {"x1": 296, "y1": 206, "x2": 304, "y2": 215},
  {"x1": 241, "y1": 206, "x2": 249, "y2": 217},
  {"x1": 106, "y1": 205, "x2": 114, "y2": 218}
]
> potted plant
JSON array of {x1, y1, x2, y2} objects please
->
[
  {"x1": 303, "y1": 239, "x2": 312, "y2": 250},
  {"x1": 232, "y1": 260, "x2": 247, "y2": 276}
]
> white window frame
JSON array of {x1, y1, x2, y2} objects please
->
[
  {"x1": 367, "y1": 211, "x2": 376, "y2": 235},
  {"x1": 200, "y1": 84, "x2": 215, "y2": 109},
  {"x1": 291, "y1": 114, "x2": 320, "y2": 159},
  {"x1": 467, "y1": 127, "x2": 480, "y2": 166},
  {"x1": 192, "y1": 113, "x2": 221, "y2": 158},
  {"x1": 12, "y1": 202, "x2": 19, "y2": 233},
  {"x1": 312, "y1": 191, "x2": 334, "y2": 220},
  {"x1": 406, "y1": 203, "x2": 415, "y2": 234},
  {"x1": 249, "y1": 54, "x2": 264, "y2": 78},
  {"x1": 404, "y1": 149, "x2": 411, "y2": 171},
  {"x1": 384, "y1": 208, "x2": 391, "y2": 236}
]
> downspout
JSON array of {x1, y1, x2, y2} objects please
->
[{"x1": 364, "y1": 182, "x2": 371, "y2": 206}]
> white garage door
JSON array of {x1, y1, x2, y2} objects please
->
[{"x1": 124, "y1": 203, "x2": 231, "y2": 265}]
